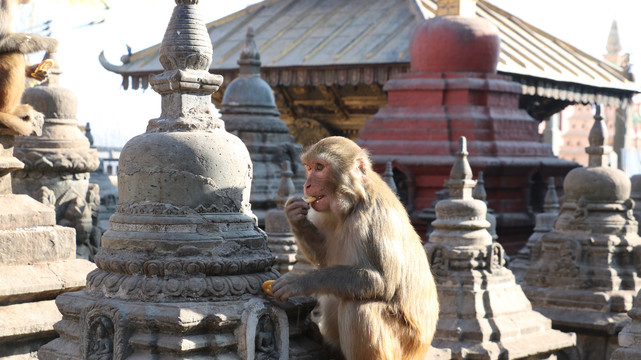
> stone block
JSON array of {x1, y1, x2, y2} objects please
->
[
  {"x1": 0, "y1": 259, "x2": 95, "y2": 304},
  {"x1": 0, "y1": 226, "x2": 75, "y2": 265},
  {"x1": 0, "y1": 195, "x2": 55, "y2": 230}
]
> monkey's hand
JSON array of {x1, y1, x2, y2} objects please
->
[
  {"x1": 26, "y1": 59, "x2": 54, "y2": 81},
  {"x1": 285, "y1": 197, "x2": 310, "y2": 225},
  {"x1": 271, "y1": 273, "x2": 307, "y2": 302}
]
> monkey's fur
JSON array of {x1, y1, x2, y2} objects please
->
[
  {"x1": 274, "y1": 137, "x2": 439, "y2": 360},
  {"x1": 0, "y1": 0, "x2": 57, "y2": 136}
]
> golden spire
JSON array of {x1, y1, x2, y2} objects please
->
[{"x1": 436, "y1": 0, "x2": 478, "y2": 17}]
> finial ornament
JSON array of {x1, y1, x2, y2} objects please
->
[
  {"x1": 450, "y1": 136, "x2": 472, "y2": 181},
  {"x1": 383, "y1": 161, "x2": 398, "y2": 196},
  {"x1": 586, "y1": 105, "x2": 610, "y2": 167},
  {"x1": 543, "y1": 177, "x2": 560, "y2": 213},
  {"x1": 472, "y1": 171, "x2": 487, "y2": 202},
  {"x1": 238, "y1": 26, "x2": 261, "y2": 76},
  {"x1": 446, "y1": 136, "x2": 476, "y2": 199}
]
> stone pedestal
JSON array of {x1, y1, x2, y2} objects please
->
[
  {"x1": 13, "y1": 54, "x2": 101, "y2": 261},
  {"x1": 358, "y1": 14, "x2": 577, "y2": 253},
  {"x1": 522, "y1": 107, "x2": 641, "y2": 360},
  {"x1": 219, "y1": 27, "x2": 305, "y2": 228},
  {"x1": 424, "y1": 137, "x2": 576, "y2": 359},
  {"x1": 0, "y1": 120, "x2": 94, "y2": 358},
  {"x1": 38, "y1": 3, "x2": 304, "y2": 359}
]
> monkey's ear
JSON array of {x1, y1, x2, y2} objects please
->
[{"x1": 355, "y1": 157, "x2": 369, "y2": 182}]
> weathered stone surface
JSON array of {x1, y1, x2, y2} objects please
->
[
  {"x1": 424, "y1": 137, "x2": 576, "y2": 359},
  {"x1": 522, "y1": 106, "x2": 641, "y2": 360},
  {"x1": 0, "y1": 195, "x2": 55, "y2": 230},
  {"x1": 0, "y1": 225, "x2": 75, "y2": 266}
]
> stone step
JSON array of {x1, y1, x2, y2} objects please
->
[{"x1": 0, "y1": 260, "x2": 95, "y2": 305}]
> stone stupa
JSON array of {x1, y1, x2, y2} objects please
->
[
  {"x1": 424, "y1": 136, "x2": 576, "y2": 359},
  {"x1": 522, "y1": 106, "x2": 641, "y2": 360},
  {"x1": 38, "y1": 2, "x2": 292, "y2": 359},
  {"x1": 0, "y1": 55, "x2": 95, "y2": 358},
  {"x1": 13, "y1": 53, "x2": 102, "y2": 260},
  {"x1": 219, "y1": 27, "x2": 305, "y2": 228}
]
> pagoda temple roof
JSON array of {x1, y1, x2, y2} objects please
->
[{"x1": 101, "y1": 0, "x2": 638, "y2": 109}]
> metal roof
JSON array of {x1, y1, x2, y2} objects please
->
[{"x1": 100, "y1": 0, "x2": 639, "y2": 104}]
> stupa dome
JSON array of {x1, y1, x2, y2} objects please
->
[
  {"x1": 564, "y1": 166, "x2": 630, "y2": 203},
  {"x1": 409, "y1": 15, "x2": 500, "y2": 73}
]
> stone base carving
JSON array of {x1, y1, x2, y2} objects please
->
[{"x1": 39, "y1": 291, "x2": 292, "y2": 360}]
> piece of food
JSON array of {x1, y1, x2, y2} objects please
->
[
  {"x1": 302, "y1": 195, "x2": 317, "y2": 204},
  {"x1": 31, "y1": 59, "x2": 54, "y2": 77},
  {"x1": 262, "y1": 280, "x2": 274, "y2": 296}
]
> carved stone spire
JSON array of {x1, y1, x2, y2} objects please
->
[
  {"x1": 606, "y1": 20, "x2": 622, "y2": 56},
  {"x1": 446, "y1": 136, "x2": 474, "y2": 200},
  {"x1": 425, "y1": 136, "x2": 575, "y2": 359},
  {"x1": 382, "y1": 161, "x2": 398, "y2": 196},
  {"x1": 39, "y1": 2, "x2": 292, "y2": 359},
  {"x1": 543, "y1": 176, "x2": 560, "y2": 213},
  {"x1": 586, "y1": 105, "x2": 611, "y2": 167},
  {"x1": 238, "y1": 26, "x2": 261, "y2": 76}
]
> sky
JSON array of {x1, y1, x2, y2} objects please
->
[{"x1": 14, "y1": 0, "x2": 641, "y2": 148}]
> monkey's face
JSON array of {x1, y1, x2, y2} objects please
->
[{"x1": 303, "y1": 158, "x2": 335, "y2": 212}]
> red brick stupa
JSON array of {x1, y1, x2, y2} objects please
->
[{"x1": 357, "y1": 1, "x2": 577, "y2": 251}]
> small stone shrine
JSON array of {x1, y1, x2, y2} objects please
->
[
  {"x1": 13, "y1": 54, "x2": 102, "y2": 260},
  {"x1": 38, "y1": 2, "x2": 298, "y2": 358},
  {"x1": 424, "y1": 136, "x2": 576, "y2": 359},
  {"x1": 522, "y1": 106, "x2": 641, "y2": 360},
  {"x1": 510, "y1": 177, "x2": 560, "y2": 282},
  {"x1": 265, "y1": 161, "x2": 299, "y2": 274},
  {"x1": 357, "y1": 2, "x2": 576, "y2": 251},
  {"x1": 611, "y1": 289, "x2": 641, "y2": 360},
  {"x1": 0, "y1": 59, "x2": 95, "y2": 358},
  {"x1": 219, "y1": 27, "x2": 305, "y2": 227}
]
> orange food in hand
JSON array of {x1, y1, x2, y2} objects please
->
[{"x1": 262, "y1": 280, "x2": 274, "y2": 296}]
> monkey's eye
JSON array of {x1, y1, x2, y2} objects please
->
[{"x1": 315, "y1": 163, "x2": 324, "y2": 171}]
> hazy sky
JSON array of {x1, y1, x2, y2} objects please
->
[{"x1": 15, "y1": 0, "x2": 641, "y2": 148}]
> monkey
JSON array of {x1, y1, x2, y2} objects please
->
[
  {"x1": 271, "y1": 136, "x2": 439, "y2": 360},
  {"x1": 0, "y1": 0, "x2": 58, "y2": 136}
]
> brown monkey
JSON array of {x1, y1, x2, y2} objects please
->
[
  {"x1": 272, "y1": 136, "x2": 439, "y2": 360},
  {"x1": 0, "y1": 0, "x2": 57, "y2": 136}
]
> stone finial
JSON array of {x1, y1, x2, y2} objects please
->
[
  {"x1": 586, "y1": 105, "x2": 611, "y2": 167},
  {"x1": 238, "y1": 27, "x2": 261, "y2": 76},
  {"x1": 85, "y1": 122, "x2": 94, "y2": 147},
  {"x1": 382, "y1": 161, "x2": 398, "y2": 196},
  {"x1": 276, "y1": 160, "x2": 295, "y2": 207},
  {"x1": 472, "y1": 171, "x2": 487, "y2": 202},
  {"x1": 606, "y1": 20, "x2": 622, "y2": 56},
  {"x1": 446, "y1": 136, "x2": 475, "y2": 199},
  {"x1": 543, "y1": 177, "x2": 560, "y2": 213}
]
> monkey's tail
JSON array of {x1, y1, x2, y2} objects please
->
[{"x1": 0, "y1": 111, "x2": 40, "y2": 136}]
